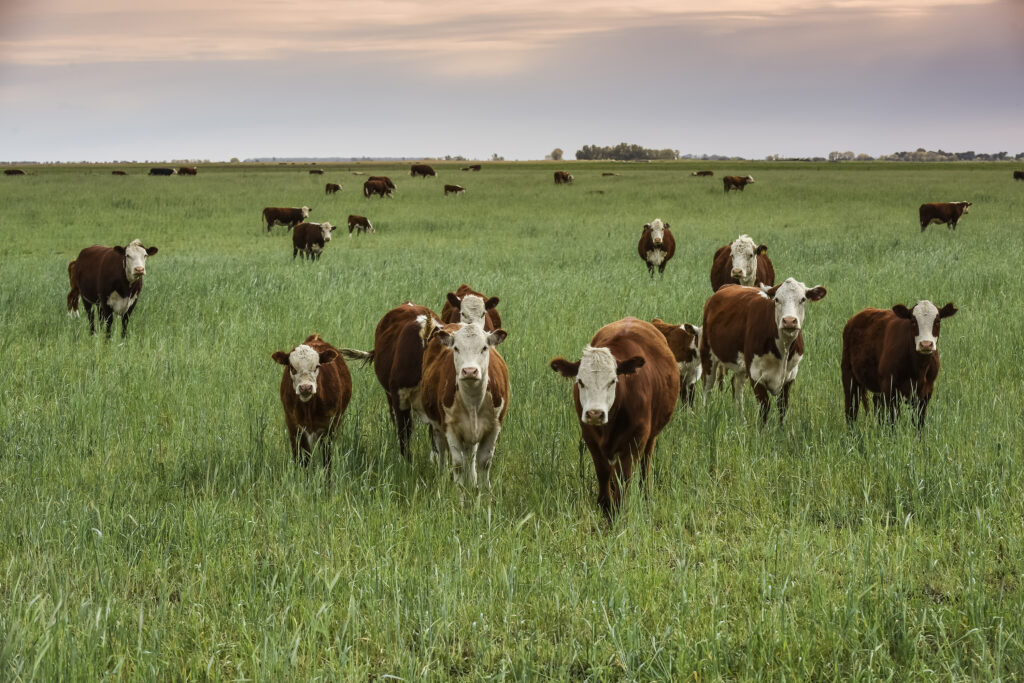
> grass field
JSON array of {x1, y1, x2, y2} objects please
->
[{"x1": 1, "y1": 161, "x2": 1023, "y2": 679}]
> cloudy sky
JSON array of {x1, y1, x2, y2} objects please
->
[{"x1": 1, "y1": 0, "x2": 1021, "y2": 162}]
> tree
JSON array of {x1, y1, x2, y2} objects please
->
[{"x1": 550, "y1": 148, "x2": 563, "y2": 161}]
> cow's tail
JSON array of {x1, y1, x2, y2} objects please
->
[
  {"x1": 340, "y1": 348, "x2": 374, "y2": 368},
  {"x1": 66, "y1": 260, "x2": 81, "y2": 317}
]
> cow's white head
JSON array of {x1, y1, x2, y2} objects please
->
[
  {"x1": 762, "y1": 277, "x2": 827, "y2": 340},
  {"x1": 956, "y1": 201, "x2": 972, "y2": 213},
  {"x1": 435, "y1": 323, "x2": 507, "y2": 385},
  {"x1": 316, "y1": 222, "x2": 335, "y2": 242},
  {"x1": 893, "y1": 300, "x2": 957, "y2": 355},
  {"x1": 729, "y1": 234, "x2": 768, "y2": 286},
  {"x1": 550, "y1": 346, "x2": 645, "y2": 426},
  {"x1": 301, "y1": 206, "x2": 310, "y2": 218},
  {"x1": 272, "y1": 343, "x2": 338, "y2": 402},
  {"x1": 446, "y1": 291, "x2": 500, "y2": 328},
  {"x1": 745, "y1": 175, "x2": 755, "y2": 183},
  {"x1": 115, "y1": 239, "x2": 158, "y2": 283},
  {"x1": 644, "y1": 218, "x2": 669, "y2": 247}
]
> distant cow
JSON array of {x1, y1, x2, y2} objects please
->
[
  {"x1": 723, "y1": 175, "x2": 754, "y2": 192},
  {"x1": 469, "y1": 164, "x2": 482, "y2": 171},
  {"x1": 292, "y1": 222, "x2": 335, "y2": 260},
  {"x1": 363, "y1": 178, "x2": 393, "y2": 198},
  {"x1": 841, "y1": 301, "x2": 957, "y2": 428},
  {"x1": 111, "y1": 170, "x2": 127, "y2": 176},
  {"x1": 554, "y1": 171, "x2": 574, "y2": 185},
  {"x1": 309, "y1": 169, "x2": 324, "y2": 175},
  {"x1": 347, "y1": 214, "x2": 374, "y2": 236},
  {"x1": 919, "y1": 202, "x2": 971, "y2": 231},
  {"x1": 440, "y1": 284, "x2": 501, "y2": 331},
  {"x1": 637, "y1": 218, "x2": 676, "y2": 277},
  {"x1": 67, "y1": 239, "x2": 159, "y2": 338},
  {"x1": 325, "y1": 182, "x2": 341, "y2": 195},
  {"x1": 650, "y1": 318, "x2": 703, "y2": 405},
  {"x1": 263, "y1": 206, "x2": 310, "y2": 232},
  {"x1": 692, "y1": 170, "x2": 714, "y2": 177},
  {"x1": 148, "y1": 167, "x2": 175, "y2": 176},
  {"x1": 272, "y1": 333, "x2": 352, "y2": 469},
  {"x1": 178, "y1": 166, "x2": 198, "y2": 175},
  {"x1": 1015, "y1": 171, "x2": 1024, "y2": 181},
  {"x1": 700, "y1": 279, "x2": 826, "y2": 423},
  {"x1": 3, "y1": 169, "x2": 26, "y2": 176},
  {"x1": 550, "y1": 317, "x2": 679, "y2": 519},
  {"x1": 368, "y1": 175, "x2": 396, "y2": 190},
  {"x1": 444, "y1": 184, "x2": 465, "y2": 196},
  {"x1": 710, "y1": 234, "x2": 775, "y2": 291},
  {"x1": 410, "y1": 164, "x2": 437, "y2": 178}
]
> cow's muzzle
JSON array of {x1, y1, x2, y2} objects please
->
[
  {"x1": 781, "y1": 316, "x2": 800, "y2": 330},
  {"x1": 583, "y1": 409, "x2": 607, "y2": 425},
  {"x1": 731, "y1": 268, "x2": 744, "y2": 278},
  {"x1": 298, "y1": 384, "x2": 315, "y2": 400},
  {"x1": 916, "y1": 341, "x2": 935, "y2": 354},
  {"x1": 460, "y1": 367, "x2": 481, "y2": 380}
]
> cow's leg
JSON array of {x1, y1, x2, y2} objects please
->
[
  {"x1": 394, "y1": 406, "x2": 413, "y2": 461},
  {"x1": 427, "y1": 425, "x2": 447, "y2": 465},
  {"x1": 293, "y1": 246, "x2": 299, "y2": 259},
  {"x1": 778, "y1": 381, "x2": 793, "y2": 424},
  {"x1": 914, "y1": 396, "x2": 930, "y2": 430},
  {"x1": 658, "y1": 262, "x2": 667, "y2": 276},
  {"x1": 475, "y1": 426, "x2": 501, "y2": 490},
  {"x1": 84, "y1": 301, "x2": 96, "y2": 335},
  {"x1": 120, "y1": 310, "x2": 132, "y2": 338},
  {"x1": 732, "y1": 369, "x2": 747, "y2": 408},
  {"x1": 752, "y1": 382, "x2": 772, "y2": 424},
  {"x1": 842, "y1": 361, "x2": 860, "y2": 423},
  {"x1": 647, "y1": 263, "x2": 654, "y2": 278},
  {"x1": 447, "y1": 434, "x2": 477, "y2": 488},
  {"x1": 100, "y1": 304, "x2": 115, "y2": 339},
  {"x1": 881, "y1": 379, "x2": 900, "y2": 425}
]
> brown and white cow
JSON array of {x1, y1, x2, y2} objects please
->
[
  {"x1": 410, "y1": 163, "x2": 437, "y2": 178},
  {"x1": 325, "y1": 182, "x2": 342, "y2": 195},
  {"x1": 292, "y1": 221, "x2": 335, "y2": 260},
  {"x1": 919, "y1": 202, "x2": 971, "y2": 231},
  {"x1": 347, "y1": 214, "x2": 374, "y2": 236},
  {"x1": 650, "y1": 318, "x2": 702, "y2": 405},
  {"x1": 178, "y1": 166, "x2": 198, "y2": 175},
  {"x1": 691, "y1": 170, "x2": 714, "y2": 177},
  {"x1": 723, "y1": 175, "x2": 754, "y2": 192},
  {"x1": 710, "y1": 234, "x2": 775, "y2": 291},
  {"x1": 841, "y1": 301, "x2": 957, "y2": 428},
  {"x1": 700, "y1": 279, "x2": 827, "y2": 423},
  {"x1": 637, "y1": 218, "x2": 676, "y2": 277},
  {"x1": 363, "y1": 178, "x2": 394, "y2": 198},
  {"x1": 4, "y1": 169, "x2": 26, "y2": 176},
  {"x1": 309, "y1": 168, "x2": 324, "y2": 175},
  {"x1": 263, "y1": 206, "x2": 310, "y2": 232},
  {"x1": 469, "y1": 164, "x2": 482, "y2": 171},
  {"x1": 67, "y1": 239, "x2": 159, "y2": 338},
  {"x1": 272, "y1": 333, "x2": 352, "y2": 469},
  {"x1": 1014, "y1": 170, "x2": 1024, "y2": 181},
  {"x1": 444, "y1": 184, "x2": 465, "y2": 196},
  {"x1": 554, "y1": 171, "x2": 574, "y2": 184},
  {"x1": 550, "y1": 317, "x2": 679, "y2": 519},
  {"x1": 368, "y1": 175, "x2": 396, "y2": 189},
  {"x1": 440, "y1": 284, "x2": 501, "y2": 331}
]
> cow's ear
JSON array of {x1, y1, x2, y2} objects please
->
[
  {"x1": 892, "y1": 304, "x2": 913, "y2": 318},
  {"x1": 616, "y1": 356, "x2": 645, "y2": 376},
  {"x1": 643, "y1": 224, "x2": 651, "y2": 231},
  {"x1": 939, "y1": 302, "x2": 958, "y2": 319},
  {"x1": 550, "y1": 358, "x2": 580, "y2": 378},
  {"x1": 487, "y1": 329, "x2": 507, "y2": 347},
  {"x1": 806, "y1": 286, "x2": 827, "y2": 301},
  {"x1": 329, "y1": 225, "x2": 336, "y2": 232},
  {"x1": 684, "y1": 323, "x2": 701, "y2": 337},
  {"x1": 484, "y1": 297, "x2": 500, "y2": 311},
  {"x1": 319, "y1": 349, "x2": 338, "y2": 365},
  {"x1": 114, "y1": 246, "x2": 126, "y2": 255},
  {"x1": 766, "y1": 285, "x2": 782, "y2": 298},
  {"x1": 756, "y1": 244, "x2": 768, "y2": 256},
  {"x1": 651, "y1": 317, "x2": 664, "y2": 325},
  {"x1": 436, "y1": 330, "x2": 455, "y2": 348},
  {"x1": 663, "y1": 223, "x2": 670, "y2": 229},
  {"x1": 146, "y1": 246, "x2": 158, "y2": 255},
  {"x1": 446, "y1": 292, "x2": 461, "y2": 309},
  {"x1": 272, "y1": 351, "x2": 290, "y2": 365}
]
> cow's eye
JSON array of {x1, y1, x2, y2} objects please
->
[
  {"x1": 480, "y1": 347, "x2": 487, "y2": 354},
  {"x1": 607, "y1": 380, "x2": 616, "y2": 389},
  {"x1": 453, "y1": 346, "x2": 460, "y2": 353},
  {"x1": 577, "y1": 380, "x2": 586, "y2": 389},
  {"x1": 800, "y1": 297, "x2": 806, "y2": 304}
]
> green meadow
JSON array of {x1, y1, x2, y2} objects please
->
[{"x1": 1, "y1": 161, "x2": 1022, "y2": 679}]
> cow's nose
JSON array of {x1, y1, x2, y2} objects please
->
[
  {"x1": 918, "y1": 340, "x2": 934, "y2": 353},
  {"x1": 298, "y1": 384, "x2": 314, "y2": 395},
  {"x1": 731, "y1": 268, "x2": 744, "y2": 278},
  {"x1": 584, "y1": 409, "x2": 606, "y2": 424},
  {"x1": 134, "y1": 267, "x2": 145, "y2": 275},
  {"x1": 461, "y1": 366, "x2": 480, "y2": 379},
  {"x1": 781, "y1": 316, "x2": 799, "y2": 328}
]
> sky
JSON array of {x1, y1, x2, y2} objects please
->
[{"x1": 1, "y1": 0, "x2": 1022, "y2": 162}]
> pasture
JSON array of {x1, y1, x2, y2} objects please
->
[{"x1": 1, "y1": 161, "x2": 1023, "y2": 679}]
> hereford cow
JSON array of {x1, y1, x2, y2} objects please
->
[
  {"x1": 148, "y1": 167, "x2": 175, "y2": 176},
  {"x1": 637, "y1": 218, "x2": 676, "y2": 277},
  {"x1": 841, "y1": 301, "x2": 957, "y2": 428},
  {"x1": 723, "y1": 175, "x2": 755, "y2": 192},
  {"x1": 66, "y1": 239, "x2": 159, "y2": 338},
  {"x1": 325, "y1": 182, "x2": 342, "y2": 195},
  {"x1": 368, "y1": 175, "x2": 396, "y2": 190},
  {"x1": 919, "y1": 202, "x2": 971, "y2": 231},
  {"x1": 554, "y1": 171, "x2": 574, "y2": 185},
  {"x1": 263, "y1": 206, "x2": 310, "y2": 232},
  {"x1": 410, "y1": 163, "x2": 436, "y2": 178},
  {"x1": 440, "y1": 284, "x2": 501, "y2": 331},
  {"x1": 363, "y1": 178, "x2": 394, "y2": 198},
  {"x1": 272, "y1": 333, "x2": 352, "y2": 469},
  {"x1": 4, "y1": 169, "x2": 26, "y2": 176},
  {"x1": 550, "y1": 318, "x2": 679, "y2": 519},
  {"x1": 178, "y1": 166, "x2": 198, "y2": 175},
  {"x1": 692, "y1": 170, "x2": 714, "y2": 177},
  {"x1": 700, "y1": 279, "x2": 827, "y2": 423},
  {"x1": 309, "y1": 169, "x2": 324, "y2": 175},
  {"x1": 650, "y1": 318, "x2": 702, "y2": 405},
  {"x1": 469, "y1": 164, "x2": 482, "y2": 171},
  {"x1": 710, "y1": 234, "x2": 775, "y2": 291},
  {"x1": 347, "y1": 214, "x2": 374, "y2": 236},
  {"x1": 292, "y1": 221, "x2": 335, "y2": 260},
  {"x1": 417, "y1": 319, "x2": 510, "y2": 489},
  {"x1": 444, "y1": 184, "x2": 465, "y2": 196},
  {"x1": 111, "y1": 170, "x2": 127, "y2": 176},
  {"x1": 1014, "y1": 171, "x2": 1024, "y2": 181}
]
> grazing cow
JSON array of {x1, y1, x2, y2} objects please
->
[
  {"x1": 178, "y1": 166, "x2": 198, "y2": 175},
  {"x1": 444, "y1": 184, "x2": 465, "y2": 196},
  {"x1": 272, "y1": 333, "x2": 352, "y2": 469},
  {"x1": 469, "y1": 164, "x2": 482, "y2": 171},
  {"x1": 292, "y1": 222, "x2": 335, "y2": 260},
  {"x1": 919, "y1": 202, "x2": 971, "y2": 231},
  {"x1": 440, "y1": 284, "x2": 501, "y2": 331},
  {"x1": 148, "y1": 167, "x2": 175, "y2": 176},
  {"x1": 691, "y1": 170, "x2": 714, "y2": 177},
  {"x1": 601, "y1": 172, "x2": 620, "y2": 177},
  {"x1": 650, "y1": 318, "x2": 702, "y2": 405},
  {"x1": 410, "y1": 163, "x2": 437, "y2": 178},
  {"x1": 325, "y1": 182, "x2": 342, "y2": 195},
  {"x1": 554, "y1": 171, "x2": 574, "y2": 184},
  {"x1": 550, "y1": 318, "x2": 679, "y2": 519},
  {"x1": 363, "y1": 178, "x2": 394, "y2": 198},
  {"x1": 262, "y1": 206, "x2": 310, "y2": 232},
  {"x1": 309, "y1": 169, "x2": 324, "y2": 175},
  {"x1": 637, "y1": 218, "x2": 676, "y2": 277},
  {"x1": 710, "y1": 234, "x2": 775, "y2": 291},
  {"x1": 111, "y1": 170, "x2": 127, "y2": 176},
  {"x1": 4, "y1": 169, "x2": 26, "y2": 176},
  {"x1": 700, "y1": 279, "x2": 826, "y2": 423},
  {"x1": 66, "y1": 239, "x2": 158, "y2": 338},
  {"x1": 347, "y1": 214, "x2": 374, "y2": 236},
  {"x1": 723, "y1": 175, "x2": 755, "y2": 192},
  {"x1": 368, "y1": 175, "x2": 396, "y2": 190},
  {"x1": 417, "y1": 319, "x2": 510, "y2": 488},
  {"x1": 841, "y1": 301, "x2": 957, "y2": 428},
  {"x1": 1014, "y1": 171, "x2": 1024, "y2": 181}
]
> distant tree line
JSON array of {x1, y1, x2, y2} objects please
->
[
  {"x1": 827, "y1": 148, "x2": 1024, "y2": 162},
  {"x1": 575, "y1": 143, "x2": 680, "y2": 161}
]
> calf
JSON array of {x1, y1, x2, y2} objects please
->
[
  {"x1": 67, "y1": 239, "x2": 159, "y2": 338},
  {"x1": 347, "y1": 214, "x2": 374, "y2": 236},
  {"x1": 841, "y1": 301, "x2": 957, "y2": 428},
  {"x1": 550, "y1": 317, "x2": 679, "y2": 519},
  {"x1": 710, "y1": 234, "x2": 775, "y2": 291},
  {"x1": 723, "y1": 175, "x2": 754, "y2": 192},
  {"x1": 440, "y1": 284, "x2": 501, "y2": 331},
  {"x1": 650, "y1": 318, "x2": 702, "y2": 405},
  {"x1": 554, "y1": 171, "x2": 574, "y2": 184},
  {"x1": 411, "y1": 163, "x2": 437, "y2": 177},
  {"x1": 919, "y1": 202, "x2": 971, "y2": 231},
  {"x1": 444, "y1": 184, "x2": 465, "y2": 196},
  {"x1": 700, "y1": 279, "x2": 827, "y2": 423},
  {"x1": 637, "y1": 218, "x2": 676, "y2": 277},
  {"x1": 325, "y1": 182, "x2": 342, "y2": 195},
  {"x1": 263, "y1": 206, "x2": 310, "y2": 232},
  {"x1": 272, "y1": 334, "x2": 352, "y2": 469},
  {"x1": 292, "y1": 221, "x2": 335, "y2": 260}
]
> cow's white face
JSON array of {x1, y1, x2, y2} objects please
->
[
  {"x1": 318, "y1": 222, "x2": 334, "y2": 242},
  {"x1": 274, "y1": 344, "x2": 337, "y2": 402},
  {"x1": 646, "y1": 218, "x2": 667, "y2": 247},
  {"x1": 301, "y1": 206, "x2": 310, "y2": 218},
  {"x1": 550, "y1": 346, "x2": 645, "y2": 426},
  {"x1": 437, "y1": 324, "x2": 506, "y2": 385},
  {"x1": 958, "y1": 201, "x2": 971, "y2": 214},
  {"x1": 764, "y1": 277, "x2": 827, "y2": 340},
  {"x1": 745, "y1": 175, "x2": 755, "y2": 183},
  {"x1": 122, "y1": 239, "x2": 157, "y2": 282},
  {"x1": 458, "y1": 294, "x2": 487, "y2": 327},
  {"x1": 894, "y1": 300, "x2": 957, "y2": 355},
  {"x1": 729, "y1": 235, "x2": 759, "y2": 285}
]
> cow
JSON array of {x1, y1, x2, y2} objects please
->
[
  {"x1": 444, "y1": 184, "x2": 465, "y2": 196},
  {"x1": 637, "y1": 218, "x2": 676, "y2": 278},
  {"x1": 4, "y1": 169, "x2": 26, "y2": 176},
  {"x1": 440, "y1": 284, "x2": 501, "y2": 331},
  {"x1": 554, "y1": 171, "x2": 574, "y2": 184},
  {"x1": 841, "y1": 301, "x2": 957, "y2": 428},
  {"x1": 469, "y1": 164, "x2": 482, "y2": 171},
  {"x1": 700, "y1": 279, "x2": 827, "y2": 423},
  {"x1": 368, "y1": 175, "x2": 396, "y2": 190},
  {"x1": 650, "y1": 318, "x2": 702, "y2": 405},
  {"x1": 271, "y1": 333, "x2": 352, "y2": 470},
  {"x1": 66, "y1": 239, "x2": 159, "y2": 338},
  {"x1": 601, "y1": 172, "x2": 620, "y2": 177},
  {"x1": 347, "y1": 214, "x2": 374, "y2": 236},
  {"x1": 363, "y1": 178, "x2": 393, "y2": 198},
  {"x1": 919, "y1": 202, "x2": 971, "y2": 231},
  {"x1": 1015, "y1": 171, "x2": 1024, "y2": 181},
  {"x1": 111, "y1": 170, "x2": 127, "y2": 176},
  {"x1": 710, "y1": 234, "x2": 775, "y2": 291},
  {"x1": 309, "y1": 169, "x2": 324, "y2": 175},
  {"x1": 292, "y1": 221, "x2": 335, "y2": 260},
  {"x1": 417, "y1": 319, "x2": 510, "y2": 488},
  {"x1": 410, "y1": 163, "x2": 437, "y2": 178},
  {"x1": 550, "y1": 318, "x2": 679, "y2": 519},
  {"x1": 325, "y1": 182, "x2": 342, "y2": 195},
  {"x1": 178, "y1": 166, "x2": 198, "y2": 175},
  {"x1": 723, "y1": 175, "x2": 754, "y2": 192},
  {"x1": 148, "y1": 167, "x2": 175, "y2": 176},
  {"x1": 262, "y1": 206, "x2": 310, "y2": 232},
  {"x1": 692, "y1": 170, "x2": 714, "y2": 177}
]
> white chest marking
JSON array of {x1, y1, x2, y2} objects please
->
[
  {"x1": 678, "y1": 360, "x2": 702, "y2": 388},
  {"x1": 646, "y1": 249, "x2": 666, "y2": 267},
  {"x1": 107, "y1": 291, "x2": 138, "y2": 316},
  {"x1": 444, "y1": 392, "x2": 502, "y2": 446},
  {"x1": 749, "y1": 350, "x2": 802, "y2": 394}
]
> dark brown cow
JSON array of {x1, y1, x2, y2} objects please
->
[
  {"x1": 554, "y1": 171, "x2": 574, "y2": 184},
  {"x1": 148, "y1": 167, "x2": 175, "y2": 176},
  {"x1": 700, "y1": 279, "x2": 826, "y2": 423},
  {"x1": 309, "y1": 169, "x2": 324, "y2": 175},
  {"x1": 410, "y1": 163, "x2": 436, "y2": 177},
  {"x1": 368, "y1": 175, "x2": 396, "y2": 189},
  {"x1": 723, "y1": 175, "x2": 755, "y2": 192},
  {"x1": 292, "y1": 222, "x2": 335, "y2": 260},
  {"x1": 263, "y1": 206, "x2": 310, "y2": 232},
  {"x1": 178, "y1": 166, "x2": 198, "y2": 175},
  {"x1": 272, "y1": 333, "x2": 352, "y2": 470},
  {"x1": 469, "y1": 164, "x2": 482, "y2": 171},
  {"x1": 637, "y1": 218, "x2": 676, "y2": 277},
  {"x1": 111, "y1": 170, "x2": 127, "y2": 176},
  {"x1": 1014, "y1": 170, "x2": 1024, "y2": 181},
  {"x1": 841, "y1": 301, "x2": 957, "y2": 428},
  {"x1": 440, "y1": 284, "x2": 501, "y2": 331},
  {"x1": 691, "y1": 170, "x2": 714, "y2": 177},
  {"x1": 325, "y1": 182, "x2": 342, "y2": 195},
  {"x1": 710, "y1": 234, "x2": 775, "y2": 291},
  {"x1": 66, "y1": 239, "x2": 158, "y2": 338},
  {"x1": 363, "y1": 178, "x2": 393, "y2": 198},
  {"x1": 919, "y1": 202, "x2": 971, "y2": 231},
  {"x1": 444, "y1": 184, "x2": 465, "y2": 196},
  {"x1": 651, "y1": 318, "x2": 702, "y2": 405},
  {"x1": 4, "y1": 169, "x2": 26, "y2": 176},
  {"x1": 347, "y1": 214, "x2": 374, "y2": 235},
  {"x1": 550, "y1": 317, "x2": 679, "y2": 519}
]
